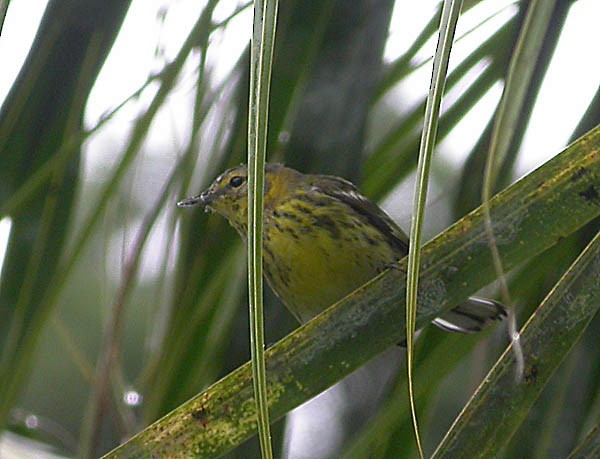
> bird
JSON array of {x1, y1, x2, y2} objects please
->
[{"x1": 178, "y1": 163, "x2": 506, "y2": 332}]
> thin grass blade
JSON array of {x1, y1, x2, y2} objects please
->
[
  {"x1": 481, "y1": 0, "x2": 558, "y2": 380},
  {"x1": 407, "y1": 1, "x2": 463, "y2": 457},
  {"x1": 247, "y1": 0, "x2": 279, "y2": 457}
]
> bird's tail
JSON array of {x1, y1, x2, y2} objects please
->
[{"x1": 432, "y1": 297, "x2": 507, "y2": 334}]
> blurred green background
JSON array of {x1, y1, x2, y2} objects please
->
[{"x1": 0, "y1": 0, "x2": 598, "y2": 457}]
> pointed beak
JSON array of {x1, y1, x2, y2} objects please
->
[
  {"x1": 177, "y1": 196, "x2": 201, "y2": 208},
  {"x1": 177, "y1": 191, "x2": 211, "y2": 208}
]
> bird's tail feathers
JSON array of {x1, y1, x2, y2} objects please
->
[{"x1": 433, "y1": 297, "x2": 507, "y2": 334}]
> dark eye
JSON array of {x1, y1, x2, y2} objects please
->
[{"x1": 229, "y1": 176, "x2": 245, "y2": 188}]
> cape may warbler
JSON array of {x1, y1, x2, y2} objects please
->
[{"x1": 178, "y1": 163, "x2": 506, "y2": 330}]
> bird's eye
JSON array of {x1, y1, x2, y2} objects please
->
[{"x1": 229, "y1": 176, "x2": 245, "y2": 188}]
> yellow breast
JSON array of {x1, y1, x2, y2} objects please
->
[{"x1": 263, "y1": 197, "x2": 400, "y2": 323}]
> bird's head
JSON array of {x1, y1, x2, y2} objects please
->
[{"x1": 178, "y1": 163, "x2": 300, "y2": 233}]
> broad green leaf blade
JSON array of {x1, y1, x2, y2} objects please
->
[
  {"x1": 567, "y1": 424, "x2": 600, "y2": 459},
  {"x1": 0, "y1": 0, "x2": 132, "y2": 428},
  {"x1": 104, "y1": 125, "x2": 600, "y2": 458},
  {"x1": 472, "y1": 228, "x2": 598, "y2": 458},
  {"x1": 432, "y1": 228, "x2": 600, "y2": 458}
]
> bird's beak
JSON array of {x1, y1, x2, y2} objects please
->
[{"x1": 177, "y1": 191, "x2": 212, "y2": 208}]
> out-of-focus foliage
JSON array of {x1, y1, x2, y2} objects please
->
[{"x1": 0, "y1": 0, "x2": 597, "y2": 457}]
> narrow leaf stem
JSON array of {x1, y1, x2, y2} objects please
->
[
  {"x1": 482, "y1": 0, "x2": 556, "y2": 381},
  {"x1": 247, "y1": 1, "x2": 279, "y2": 458},
  {"x1": 0, "y1": 0, "x2": 10, "y2": 35},
  {"x1": 407, "y1": 1, "x2": 463, "y2": 457}
]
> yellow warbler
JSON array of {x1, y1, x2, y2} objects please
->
[{"x1": 178, "y1": 163, "x2": 505, "y2": 329}]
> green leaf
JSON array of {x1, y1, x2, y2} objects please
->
[
  {"x1": 568, "y1": 424, "x2": 600, "y2": 459},
  {"x1": 247, "y1": 0, "x2": 280, "y2": 457},
  {"x1": 406, "y1": 1, "x2": 464, "y2": 457},
  {"x1": 432, "y1": 227, "x2": 600, "y2": 458},
  {"x1": 0, "y1": 0, "x2": 132, "y2": 428}
]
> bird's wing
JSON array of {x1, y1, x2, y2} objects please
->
[{"x1": 308, "y1": 174, "x2": 409, "y2": 254}]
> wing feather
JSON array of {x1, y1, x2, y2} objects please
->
[{"x1": 307, "y1": 174, "x2": 409, "y2": 255}]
